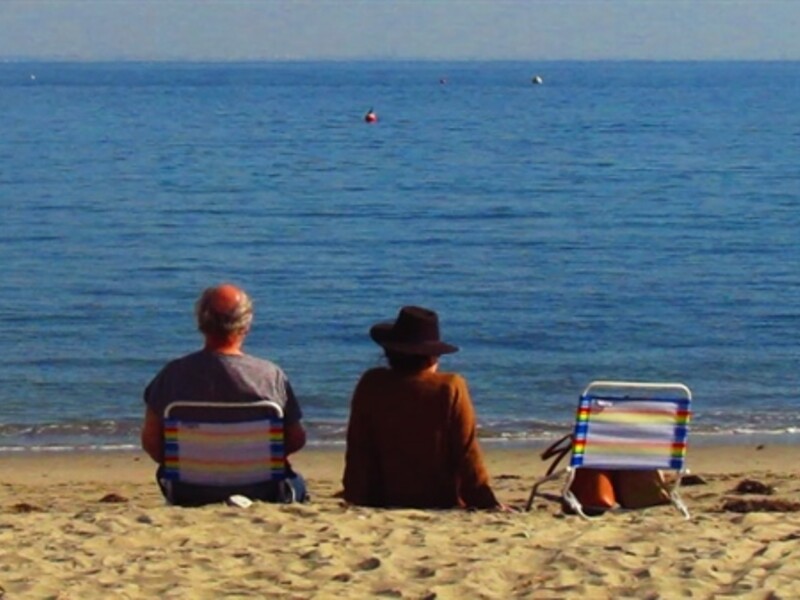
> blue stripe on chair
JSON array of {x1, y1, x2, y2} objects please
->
[
  {"x1": 670, "y1": 457, "x2": 685, "y2": 469},
  {"x1": 573, "y1": 422, "x2": 589, "y2": 437}
]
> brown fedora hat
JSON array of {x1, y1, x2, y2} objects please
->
[{"x1": 370, "y1": 306, "x2": 459, "y2": 356}]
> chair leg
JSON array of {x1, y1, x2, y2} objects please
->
[
  {"x1": 156, "y1": 469, "x2": 174, "y2": 505},
  {"x1": 560, "y1": 468, "x2": 591, "y2": 520},
  {"x1": 525, "y1": 468, "x2": 568, "y2": 511},
  {"x1": 670, "y1": 468, "x2": 691, "y2": 519}
]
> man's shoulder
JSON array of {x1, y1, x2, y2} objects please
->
[
  {"x1": 162, "y1": 351, "x2": 279, "y2": 370},
  {"x1": 237, "y1": 353, "x2": 284, "y2": 375},
  {"x1": 153, "y1": 350, "x2": 201, "y2": 373}
]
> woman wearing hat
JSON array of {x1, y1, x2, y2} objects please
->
[{"x1": 342, "y1": 306, "x2": 502, "y2": 509}]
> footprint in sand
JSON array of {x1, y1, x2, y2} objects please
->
[
  {"x1": 98, "y1": 493, "x2": 128, "y2": 503},
  {"x1": 10, "y1": 502, "x2": 43, "y2": 513},
  {"x1": 414, "y1": 566, "x2": 436, "y2": 579},
  {"x1": 356, "y1": 557, "x2": 381, "y2": 571}
]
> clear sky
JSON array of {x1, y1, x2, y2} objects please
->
[{"x1": 1, "y1": 0, "x2": 799, "y2": 61}]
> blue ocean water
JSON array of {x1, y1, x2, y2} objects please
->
[{"x1": 1, "y1": 60, "x2": 799, "y2": 450}]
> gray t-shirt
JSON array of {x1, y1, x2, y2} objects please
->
[{"x1": 144, "y1": 350, "x2": 302, "y2": 425}]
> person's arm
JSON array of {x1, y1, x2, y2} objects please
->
[
  {"x1": 342, "y1": 375, "x2": 378, "y2": 506},
  {"x1": 141, "y1": 406, "x2": 164, "y2": 464},
  {"x1": 448, "y1": 376, "x2": 501, "y2": 509},
  {"x1": 284, "y1": 421, "x2": 306, "y2": 456},
  {"x1": 280, "y1": 377, "x2": 306, "y2": 456}
]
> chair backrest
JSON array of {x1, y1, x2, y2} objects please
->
[
  {"x1": 162, "y1": 400, "x2": 286, "y2": 487},
  {"x1": 569, "y1": 381, "x2": 691, "y2": 472}
]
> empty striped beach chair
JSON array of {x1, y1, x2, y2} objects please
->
[
  {"x1": 160, "y1": 400, "x2": 287, "y2": 506},
  {"x1": 526, "y1": 381, "x2": 692, "y2": 519}
]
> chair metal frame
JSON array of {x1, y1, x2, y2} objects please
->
[{"x1": 161, "y1": 400, "x2": 285, "y2": 503}]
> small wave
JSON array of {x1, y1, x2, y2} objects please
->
[
  {"x1": 0, "y1": 443, "x2": 139, "y2": 454},
  {"x1": 2, "y1": 415, "x2": 800, "y2": 452}
]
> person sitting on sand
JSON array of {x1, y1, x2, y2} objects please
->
[
  {"x1": 342, "y1": 305, "x2": 503, "y2": 510},
  {"x1": 141, "y1": 283, "x2": 307, "y2": 504}
]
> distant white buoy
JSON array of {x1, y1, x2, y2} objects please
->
[
  {"x1": 532, "y1": 75, "x2": 543, "y2": 85},
  {"x1": 30, "y1": 74, "x2": 36, "y2": 81}
]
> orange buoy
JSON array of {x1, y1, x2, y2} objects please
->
[{"x1": 364, "y1": 108, "x2": 378, "y2": 123}]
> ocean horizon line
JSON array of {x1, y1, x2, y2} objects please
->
[{"x1": 4, "y1": 57, "x2": 800, "y2": 65}]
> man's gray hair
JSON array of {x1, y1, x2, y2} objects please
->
[{"x1": 195, "y1": 286, "x2": 254, "y2": 337}]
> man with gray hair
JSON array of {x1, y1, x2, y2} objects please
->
[{"x1": 141, "y1": 283, "x2": 307, "y2": 504}]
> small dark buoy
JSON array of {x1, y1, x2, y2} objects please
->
[
  {"x1": 532, "y1": 75, "x2": 543, "y2": 85},
  {"x1": 364, "y1": 107, "x2": 378, "y2": 123}
]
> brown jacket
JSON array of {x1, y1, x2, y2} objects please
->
[{"x1": 342, "y1": 367, "x2": 499, "y2": 509}]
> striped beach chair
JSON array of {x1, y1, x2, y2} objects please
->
[
  {"x1": 527, "y1": 381, "x2": 692, "y2": 519},
  {"x1": 160, "y1": 400, "x2": 286, "y2": 506}
]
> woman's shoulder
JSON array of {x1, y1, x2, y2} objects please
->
[
  {"x1": 426, "y1": 370, "x2": 469, "y2": 389},
  {"x1": 358, "y1": 366, "x2": 393, "y2": 383},
  {"x1": 357, "y1": 368, "x2": 468, "y2": 390}
]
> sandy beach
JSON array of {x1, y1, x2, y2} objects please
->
[{"x1": 2, "y1": 443, "x2": 800, "y2": 599}]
